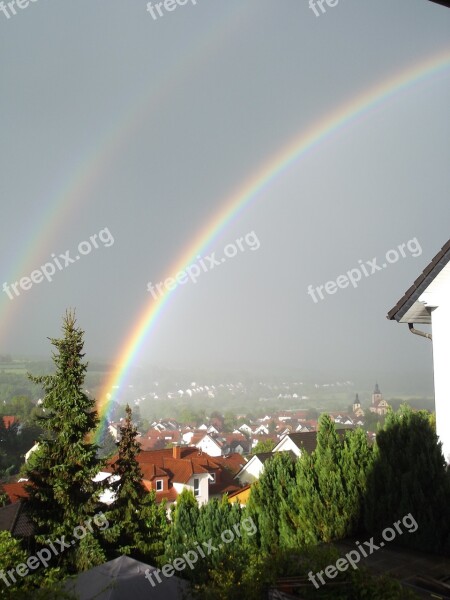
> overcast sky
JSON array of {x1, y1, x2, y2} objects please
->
[{"x1": 1, "y1": 0, "x2": 449, "y2": 393}]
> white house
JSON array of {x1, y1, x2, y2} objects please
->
[
  {"x1": 388, "y1": 238, "x2": 450, "y2": 462},
  {"x1": 182, "y1": 431, "x2": 194, "y2": 444},
  {"x1": 238, "y1": 424, "x2": 252, "y2": 436},
  {"x1": 272, "y1": 432, "x2": 314, "y2": 457},
  {"x1": 235, "y1": 453, "x2": 272, "y2": 485},
  {"x1": 195, "y1": 433, "x2": 223, "y2": 457},
  {"x1": 172, "y1": 472, "x2": 211, "y2": 506},
  {"x1": 273, "y1": 429, "x2": 350, "y2": 458},
  {"x1": 252, "y1": 424, "x2": 269, "y2": 435}
]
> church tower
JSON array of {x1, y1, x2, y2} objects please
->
[
  {"x1": 352, "y1": 393, "x2": 364, "y2": 417},
  {"x1": 372, "y1": 383, "x2": 383, "y2": 406}
]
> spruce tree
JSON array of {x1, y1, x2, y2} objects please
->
[
  {"x1": 194, "y1": 496, "x2": 245, "y2": 581},
  {"x1": 24, "y1": 310, "x2": 105, "y2": 572},
  {"x1": 96, "y1": 423, "x2": 117, "y2": 459},
  {"x1": 300, "y1": 414, "x2": 348, "y2": 542},
  {"x1": 164, "y1": 488, "x2": 200, "y2": 571},
  {"x1": 339, "y1": 426, "x2": 373, "y2": 534},
  {"x1": 285, "y1": 416, "x2": 373, "y2": 547},
  {"x1": 364, "y1": 405, "x2": 450, "y2": 554},
  {"x1": 247, "y1": 452, "x2": 296, "y2": 553},
  {"x1": 280, "y1": 448, "x2": 320, "y2": 548},
  {"x1": 103, "y1": 404, "x2": 168, "y2": 562}
]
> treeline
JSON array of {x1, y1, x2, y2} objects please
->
[{"x1": 248, "y1": 411, "x2": 450, "y2": 555}]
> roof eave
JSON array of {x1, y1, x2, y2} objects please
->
[{"x1": 387, "y1": 240, "x2": 450, "y2": 323}]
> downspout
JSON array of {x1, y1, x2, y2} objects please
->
[{"x1": 408, "y1": 323, "x2": 432, "y2": 341}]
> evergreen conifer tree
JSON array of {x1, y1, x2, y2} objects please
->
[
  {"x1": 364, "y1": 405, "x2": 450, "y2": 554},
  {"x1": 164, "y1": 488, "x2": 200, "y2": 573},
  {"x1": 103, "y1": 404, "x2": 168, "y2": 562},
  {"x1": 247, "y1": 451, "x2": 296, "y2": 553},
  {"x1": 24, "y1": 311, "x2": 105, "y2": 572}
]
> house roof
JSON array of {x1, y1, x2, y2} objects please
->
[
  {"x1": 387, "y1": 239, "x2": 450, "y2": 324},
  {"x1": 107, "y1": 447, "x2": 244, "y2": 501},
  {"x1": 253, "y1": 452, "x2": 274, "y2": 464},
  {"x1": 429, "y1": 0, "x2": 450, "y2": 8},
  {"x1": 0, "y1": 501, "x2": 34, "y2": 537},
  {"x1": 137, "y1": 429, "x2": 181, "y2": 451},
  {"x1": 2, "y1": 481, "x2": 28, "y2": 503},
  {"x1": 276, "y1": 429, "x2": 350, "y2": 454},
  {"x1": 142, "y1": 481, "x2": 178, "y2": 503},
  {"x1": 235, "y1": 452, "x2": 272, "y2": 479},
  {"x1": 2, "y1": 416, "x2": 18, "y2": 428},
  {"x1": 63, "y1": 555, "x2": 192, "y2": 600}
]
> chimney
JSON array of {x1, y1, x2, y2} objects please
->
[{"x1": 173, "y1": 444, "x2": 181, "y2": 460}]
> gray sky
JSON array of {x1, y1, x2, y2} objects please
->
[{"x1": 1, "y1": 0, "x2": 449, "y2": 393}]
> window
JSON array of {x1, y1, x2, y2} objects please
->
[
  {"x1": 155, "y1": 480, "x2": 163, "y2": 491},
  {"x1": 193, "y1": 478, "x2": 200, "y2": 496}
]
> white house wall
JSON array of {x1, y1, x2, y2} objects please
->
[
  {"x1": 238, "y1": 458, "x2": 264, "y2": 485},
  {"x1": 272, "y1": 436, "x2": 301, "y2": 457},
  {"x1": 197, "y1": 436, "x2": 222, "y2": 457},
  {"x1": 429, "y1": 302, "x2": 450, "y2": 462}
]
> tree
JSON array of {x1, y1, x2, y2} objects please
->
[
  {"x1": 164, "y1": 489, "x2": 200, "y2": 572},
  {"x1": 364, "y1": 405, "x2": 450, "y2": 554},
  {"x1": 23, "y1": 311, "x2": 105, "y2": 573},
  {"x1": 223, "y1": 411, "x2": 237, "y2": 433},
  {"x1": 339, "y1": 426, "x2": 374, "y2": 533},
  {"x1": 0, "y1": 486, "x2": 9, "y2": 507},
  {"x1": 251, "y1": 438, "x2": 276, "y2": 454},
  {"x1": 0, "y1": 530, "x2": 29, "y2": 597},
  {"x1": 193, "y1": 496, "x2": 244, "y2": 583},
  {"x1": 279, "y1": 416, "x2": 374, "y2": 549},
  {"x1": 96, "y1": 425, "x2": 117, "y2": 459},
  {"x1": 247, "y1": 452, "x2": 296, "y2": 553},
  {"x1": 306, "y1": 408, "x2": 319, "y2": 420},
  {"x1": 299, "y1": 414, "x2": 349, "y2": 543},
  {"x1": 103, "y1": 405, "x2": 168, "y2": 562}
]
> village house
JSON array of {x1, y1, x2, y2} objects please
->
[
  {"x1": 99, "y1": 445, "x2": 245, "y2": 512},
  {"x1": 235, "y1": 452, "x2": 274, "y2": 485},
  {"x1": 388, "y1": 237, "x2": 450, "y2": 462}
]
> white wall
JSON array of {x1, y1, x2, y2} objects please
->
[
  {"x1": 238, "y1": 457, "x2": 264, "y2": 485},
  {"x1": 173, "y1": 473, "x2": 210, "y2": 505},
  {"x1": 273, "y1": 436, "x2": 301, "y2": 457},
  {"x1": 430, "y1": 302, "x2": 450, "y2": 462},
  {"x1": 197, "y1": 436, "x2": 222, "y2": 457}
]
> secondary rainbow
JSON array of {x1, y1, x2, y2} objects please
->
[
  {"x1": 95, "y1": 48, "x2": 450, "y2": 438},
  {"x1": 0, "y1": 3, "x2": 252, "y2": 342}
]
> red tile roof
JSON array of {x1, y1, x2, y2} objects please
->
[
  {"x1": 2, "y1": 416, "x2": 18, "y2": 428},
  {"x1": 106, "y1": 447, "x2": 245, "y2": 503},
  {"x1": 2, "y1": 482, "x2": 28, "y2": 503}
]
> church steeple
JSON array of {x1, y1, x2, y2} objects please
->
[{"x1": 372, "y1": 383, "x2": 383, "y2": 406}]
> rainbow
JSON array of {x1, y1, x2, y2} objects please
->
[
  {"x1": 92, "y1": 46, "x2": 450, "y2": 439},
  {"x1": 0, "y1": 3, "x2": 252, "y2": 342}
]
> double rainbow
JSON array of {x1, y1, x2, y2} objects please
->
[{"x1": 94, "y1": 48, "x2": 450, "y2": 440}]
